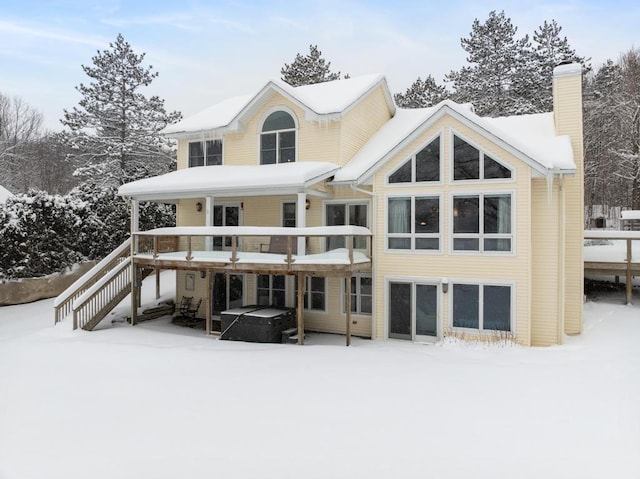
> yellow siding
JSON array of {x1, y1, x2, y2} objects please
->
[
  {"x1": 530, "y1": 179, "x2": 561, "y2": 345},
  {"x1": 339, "y1": 85, "x2": 393, "y2": 165},
  {"x1": 553, "y1": 72, "x2": 584, "y2": 335},
  {"x1": 371, "y1": 116, "x2": 532, "y2": 345}
]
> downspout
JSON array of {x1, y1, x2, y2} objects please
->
[
  {"x1": 557, "y1": 174, "x2": 566, "y2": 345},
  {"x1": 350, "y1": 183, "x2": 376, "y2": 340}
]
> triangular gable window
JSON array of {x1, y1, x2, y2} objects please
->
[
  {"x1": 484, "y1": 155, "x2": 511, "y2": 179},
  {"x1": 388, "y1": 136, "x2": 440, "y2": 184},
  {"x1": 453, "y1": 135, "x2": 511, "y2": 181}
]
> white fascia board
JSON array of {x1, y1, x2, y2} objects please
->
[{"x1": 339, "y1": 104, "x2": 572, "y2": 186}]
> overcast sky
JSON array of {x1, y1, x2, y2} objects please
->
[{"x1": 1, "y1": 0, "x2": 638, "y2": 131}]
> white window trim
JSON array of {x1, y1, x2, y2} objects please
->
[
  {"x1": 255, "y1": 273, "x2": 287, "y2": 307},
  {"x1": 383, "y1": 275, "x2": 445, "y2": 341},
  {"x1": 449, "y1": 129, "x2": 515, "y2": 184},
  {"x1": 188, "y1": 139, "x2": 224, "y2": 167},
  {"x1": 257, "y1": 106, "x2": 299, "y2": 165},
  {"x1": 386, "y1": 131, "x2": 444, "y2": 186},
  {"x1": 322, "y1": 199, "x2": 371, "y2": 251},
  {"x1": 384, "y1": 193, "x2": 443, "y2": 254},
  {"x1": 281, "y1": 199, "x2": 297, "y2": 227},
  {"x1": 298, "y1": 276, "x2": 327, "y2": 313},
  {"x1": 341, "y1": 274, "x2": 373, "y2": 316},
  {"x1": 449, "y1": 190, "x2": 516, "y2": 256},
  {"x1": 448, "y1": 279, "x2": 516, "y2": 334}
]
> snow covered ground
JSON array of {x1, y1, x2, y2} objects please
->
[{"x1": 1, "y1": 271, "x2": 639, "y2": 479}]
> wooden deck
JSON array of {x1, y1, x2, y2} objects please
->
[
  {"x1": 584, "y1": 230, "x2": 640, "y2": 304},
  {"x1": 130, "y1": 226, "x2": 373, "y2": 345}
]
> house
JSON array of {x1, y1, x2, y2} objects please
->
[{"x1": 113, "y1": 63, "x2": 583, "y2": 347}]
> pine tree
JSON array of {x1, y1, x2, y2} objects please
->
[
  {"x1": 61, "y1": 34, "x2": 182, "y2": 187},
  {"x1": 446, "y1": 11, "x2": 534, "y2": 116},
  {"x1": 529, "y1": 20, "x2": 589, "y2": 111},
  {"x1": 394, "y1": 75, "x2": 449, "y2": 108},
  {"x1": 281, "y1": 45, "x2": 345, "y2": 87}
]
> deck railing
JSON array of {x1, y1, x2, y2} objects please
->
[
  {"x1": 53, "y1": 239, "x2": 131, "y2": 324},
  {"x1": 72, "y1": 259, "x2": 132, "y2": 330},
  {"x1": 132, "y1": 226, "x2": 373, "y2": 273},
  {"x1": 584, "y1": 230, "x2": 640, "y2": 304}
]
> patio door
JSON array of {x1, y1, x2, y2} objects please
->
[
  {"x1": 212, "y1": 273, "x2": 244, "y2": 316},
  {"x1": 213, "y1": 204, "x2": 241, "y2": 250},
  {"x1": 388, "y1": 282, "x2": 438, "y2": 341}
]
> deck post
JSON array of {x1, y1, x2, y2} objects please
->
[
  {"x1": 626, "y1": 239, "x2": 633, "y2": 304},
  {"x1": 206, "y1": 269, "x2": 212, "y2": 335},
  {"x1": 297, "y1": 192, "x2": 306, "y2": 255},
  {"x1": 297, "y1": 272, "x2": 305, "y2": 345},
  {"x1": 346, "y1": 276, "x2": 352, "y2": 346},
  {"x1": 131, "y1": 265, "x2": 138, "y2": 326},
  {"x1": 155, "y1": 268, "x2": 160, "y2": 299}
]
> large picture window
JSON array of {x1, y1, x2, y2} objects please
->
[
  {"x1": 260, "y1": 111, "x2": 296, "y2": 164},
  {"x1": 453, "y1": 135, "x2": 511, "y2": 181},
  {"x1": 452, "y1": 194, "x2": 512, "y2": 252},
  {"x1": 189, "y1": 140, "x2": 223, "y2": 167},
  {"x1": 387, "y1": 196, "x2": 440, "y2": 251},
  {"x1": 452, "y1": 283, "x2": 511, "y2": 332},
  {"x1": 388, "y1": 136, "x2": 440, "y2": 184}
]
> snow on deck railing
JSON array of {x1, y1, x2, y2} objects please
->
[
  {"x1": 53, "y1": 238, "x2": 131, "y2": 324},
  {"x1": 131, "y1": 226, "x2": 373, "y2": 271}
]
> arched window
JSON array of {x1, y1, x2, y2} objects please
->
[{"x1": 260, "y1": 111, "x2": 296, "y2": 164}]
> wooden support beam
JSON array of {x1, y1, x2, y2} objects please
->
[
  {"x1": 155, "y1": 268, "x2": 160, "y2": 299},
  {"x1": 346, "y1": 276, "x2": 352, "y2": 347},
  {"x1": 297, "y1": 272, "x2": 305, "y2": 345},
  {"x1": 131, "y1": 265, "x2": 138, "y2": 326},
  {"x1": 206, "y1": 269, "x2": 212, "y2": 335},
  {"x1": 626, "y1": 239, "x2": 633, "y2": 304}
]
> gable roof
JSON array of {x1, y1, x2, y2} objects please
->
[
  {"x1": 163, "y1": 74, "x2": 395, "y2": 138},
  {"x1": 332, "y1": 100, "x2": 575, "y2": 184},
  {"x1": 118, "y1": 162, "x2": 340, "y2": 201}
]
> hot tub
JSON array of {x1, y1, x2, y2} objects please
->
[{"x1": 220, "y1": 306, "x2": 295, "y2": 343}]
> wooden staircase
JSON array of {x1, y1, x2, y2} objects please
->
[{"x1": 53, "y1": 239, "x2": 133, "y2": 331}]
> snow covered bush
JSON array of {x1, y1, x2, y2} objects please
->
[
  {"x1": 0, "y1": 191, "x2": 84, "y2": 279},
  {"x1": 0, "y1": 187, "x2": 174, "y2": 280}
]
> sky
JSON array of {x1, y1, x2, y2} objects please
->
[{"x1": 1, "y1": 0, "x2": 638, "y2": 131}]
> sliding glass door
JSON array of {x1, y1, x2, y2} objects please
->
[{"x1": 388, "y1": 281, "x2": 439, "y2": 341}]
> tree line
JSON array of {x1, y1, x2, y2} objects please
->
[{"x1": 282, "y1": 11, "x2": 639, "y2": 217}]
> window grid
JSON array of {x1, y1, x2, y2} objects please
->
[
  {"x1": 188, "y1": 140, "x2": 222, "y2": 167},
  {"x1": 387, "y1": 196, "x2": 440, "y2": 251},
  {"x1": 260, "y1": 111, "x2": 296, "y2": 164},
  {"x1": 344, "y1": 275, "x2": 372, "y2": 315},
  {"x1": 452, "y1": 193, "x2": 512, "y2": 253},
  {"x1": 451, "y1": 283, "x2": 512, "y2": 332},
  {"x1": 452, "y1": 134, "x2": 511, "y2": 181},
  {"x1": 388, "y1": 136, "x2": 440, "y2": 184}
]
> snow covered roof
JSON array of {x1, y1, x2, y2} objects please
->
[
  {"x1": 0, "y1": 184, "x2": 13, "y2": 203},
  {"x1": 332, "y1": 100, "x2": 575, "y2": 184},
  {"x1": 118, "y1": 162, "x2": 340, "y2": 201},
  {"x1": 163, "y1": 74, "x2": 394, "y2": 138}
]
